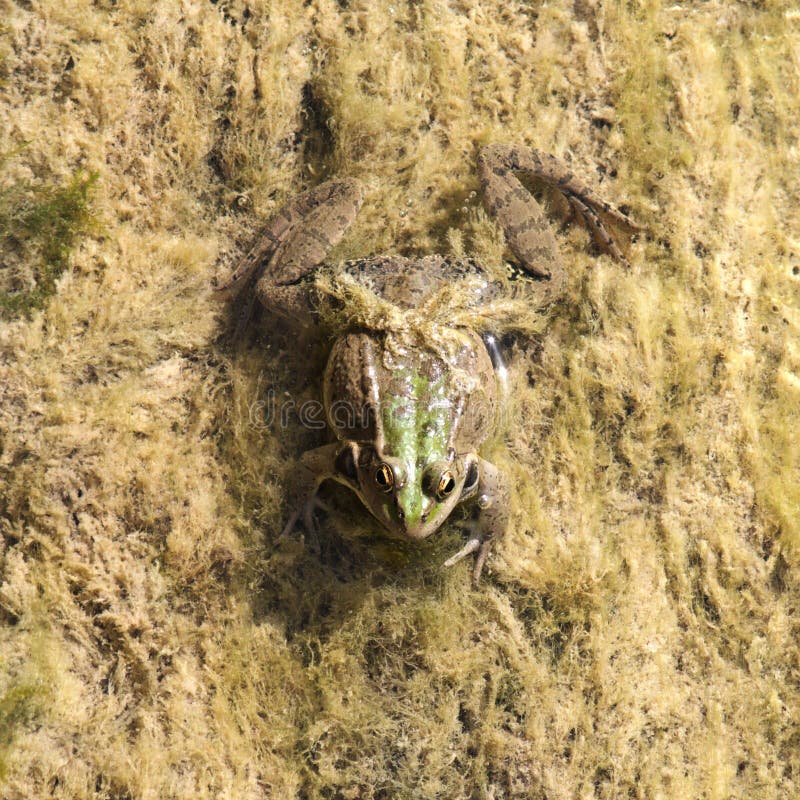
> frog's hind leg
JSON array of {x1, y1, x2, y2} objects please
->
[
  {"x1": 566, "y1": 193, "x2": 633, "y2": 266},
  {"x1": 478, "y1": 144, "x2": 639, "y2": 303},
  {"x1": 218, "y1": 178, "x2": 365, "y2": 332}
]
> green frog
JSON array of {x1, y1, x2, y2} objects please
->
[{"x1": 219, "y1": 144, "x2": 637, "y2": 583}]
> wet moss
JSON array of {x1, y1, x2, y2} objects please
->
[
  {"x1": 0, "y1": 166, "x2": 97, "y2": 318},
  {"x1": 0, "y1": 681, "x2": 43, "y2": 780}
]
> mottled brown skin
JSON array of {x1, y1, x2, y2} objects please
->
[{"x1": 218, "y1": 144, "x2": 638, "y2": 583}]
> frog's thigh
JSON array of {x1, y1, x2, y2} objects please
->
[
  {"x1": 255, "y1": 281, "x2": 318, "y2": 327},
  {"x1": 255, "y1": 179, "x2": 365, "y2": 326},
  {"x1": 266, "y1": 178, "x2": 365, "y2": 286},
  {"x1": 219, "y1": 179, "x2": 361, "y2": 293},
  {"x1": 478, "y1": 146, "x2": 566, "y2": 296}
]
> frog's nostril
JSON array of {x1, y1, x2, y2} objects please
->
[
  {"x1": 421, "y1": 511, "x2": 428, "y2": 523},
  {"x1": 393, "y1": 499, "x2": 409, "y2": 532}
]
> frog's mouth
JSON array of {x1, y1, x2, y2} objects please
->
[
  {"x1": 368, "y1": 487, "x2": 458, "y2": 542},
  {"x1": 390, "y1": 505, "x2": 439, "y2": 541}
]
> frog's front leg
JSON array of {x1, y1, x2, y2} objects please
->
[
  {"x1": 444, "y1": 457, "x2": 510, "y2": 585},
  {"x1": 478, "y1": 144, "x2": 639, "y2": 305},
  {"x1": 280, "y1": 441, "x2": 363, "y2": 540},
  {"x1": 218, "y1": 178, "x2": 365, "y2": 332}
]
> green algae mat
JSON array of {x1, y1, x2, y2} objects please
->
[{"x1": 1, "y1": 1, "x2": 799, "y2": 798}]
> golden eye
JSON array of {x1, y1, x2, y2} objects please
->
[
  {"x1": 436, "y1": 470, "x2": 457, "y2": 499},
  {"x1": 374, "y1": 464, "x2": 394, "y2": 493}
]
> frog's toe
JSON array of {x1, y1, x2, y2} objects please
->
[
  {"x1": 443, "y1": 537, "x2": 481, "y2": 569},
  {"x1": 278, "y1": 495, "x2": 318, "y2": 539},
  {"x1": 279, "y1": 507, "x2": 303, "y2": 540},
  {"x1": 301, "y1": 495, "x2": 325, "y2": 536},
  {"x1": 471, "y1": 538, "x2": 493, "y2": 585},
  {"x1": 444, "y1": 520, "x2": 494, "y2": 585},
  {"x1": 278, "y1": 497, "x2": 326, "y2": 559}
]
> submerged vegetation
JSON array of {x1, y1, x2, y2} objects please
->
[
  {"x1": 0, "y1": 0, "x2": 798, "y2": 798},
  {"x1": 0, "y1": 652, "x2": 50, "y2": 783},
  {"x1": 0, "y1": 165, "x2": 97, "y2": 318},
  {"x1": 0, "y1": 682, "x2": 40, "y2": 780}
]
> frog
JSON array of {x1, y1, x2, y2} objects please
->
[{"x1": 218, "y1": 144, "x2": 637, "y2": 583}]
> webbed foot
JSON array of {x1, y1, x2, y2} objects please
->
[
  {"x1": 279, "y1": 493, "x2": 323, "y2": 540},
  {"x1": 478, "y1": 143, "x2": 640, "y2": 306},
  {"x1": 278, "y1": 443, "x2": 345, "y2": 546},
  {"x1": 443, "y1": 521, "x2": 494, "y2": 585}
]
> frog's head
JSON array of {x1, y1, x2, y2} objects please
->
[{"x1": 334, "y1": 443, "x2": 479, "y2": 540}]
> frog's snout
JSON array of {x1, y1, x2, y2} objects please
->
[{"x1": 390, "y1": 491, "x2": 437, "y2": 540}]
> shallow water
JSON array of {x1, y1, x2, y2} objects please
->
[{"x1": 0, "y1": 1, "x2": 798, "y2": 798}]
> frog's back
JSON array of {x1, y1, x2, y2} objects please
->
[
  {"x1": 340, "y1": 254, "x2": 497, "y2": 309},
  {"x1": 323, "y1": 329, "x2": 498, "y2": 455}
]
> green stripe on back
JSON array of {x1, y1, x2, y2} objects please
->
[{"x1": 381, "y1": 358, "x2": 453, "y2": 527}]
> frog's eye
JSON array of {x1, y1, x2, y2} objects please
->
[
  {"x1": 374, "y1": 464, "x2": 395, "y2": 493},
  {"x1": 436, "y1": 470, "x2": 457, "y2": 500}
]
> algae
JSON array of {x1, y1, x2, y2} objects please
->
[
  {"x1": 0, "y1": 681, "x2": 43, "y2": 780},
  {"x1": 0, "y1": 164, "x2": 97, "y2": 318}
]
